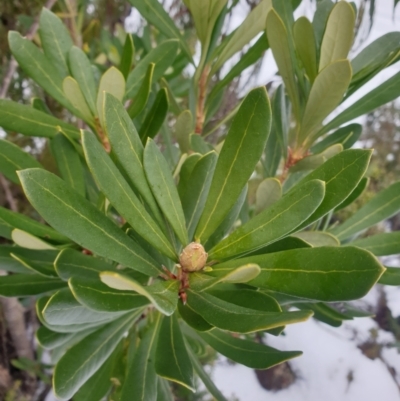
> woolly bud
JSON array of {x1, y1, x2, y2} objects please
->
[{"x1": 179, "y1": 242, "x2": 208, "y2": 272}]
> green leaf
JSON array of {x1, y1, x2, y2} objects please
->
[
  {"x1": 349, "y1": 232, "x2": 400, "y2": 257},
  {"x1": 69, "y1": 276, "x2": 149, "y2": 312},
  {"x1": 155, "y1": 314, "x2": 194, "y2": 391},
  {"x1": 299, "y1": 60, "x2": 352, "y2": 145},
  {"x1": 144, "y1": 139, "x2": 188, "y2": 245},
  {"x1": 378, "y1": 267, "x2": 400, "y2": 286},
  {"x1": 120, "y1": 316, "x2": 161, "y2": 401},
  {"x1": 18, "y1": 168, "x2": 160, "y2": 277},
  {"x1": 175, "y1": 110, "x2": 193, "y2": 153},
  {"x1": 335, "y1": 176, "x2": 369, "y2": 211},
  {"x1": 119, "y1": 34, "x2": 135, "y2": 79},
  {"x1": 36, "y1": 326, "x2": 74, "y2": 350},
  {"x1": 266, "y1": 9, "x2": 300, "y2": 121},
  {"x1": 0, "y1": 137, "x2": 42, "y2": 184},
  {"x1": 11, "y1": 229, "x2": 56, "y2": 250},
  {"x1": 181, "y1": 152, "x2": 218, "y2": 241},
  {"x1": 0, "y1": 245, "x2": 33, "y2": 273},
  {"x1": 293, "y1": 17, "x2": 317, "y2": 82},
  {"x1": 11, "y1": 249, "x2": 58, "y2": 277},
  {"x1": 190, "y1": 134, "x2": 212, "y2": 154},
  {"x1": 0, "y1": 205, "x2": 68, "y2": 243},
  {"x1": 51, "y1": 133, "x2": 85, "y2": 196},
  {"x1": 62, "y1": 77, "x2": 93, "y2": 123},
  {"x1": 55, "y1": 249, "x2": 114, "y2": 281},
  {"x1": 177, "y1": 154, "x2": 202, "y2": 197},
  {"x1": 209, "y1": 180, "x2": 325, "y2": 260},
  {"x1": 200, "y1": 329, "x2": 302, "y2": 369},
  {"x1": 8, "y1": 31, "x2": 71, "y2": 110},
  {"x1": 312, "y1": 0, "x2": 334, "y2": 54},
  {"x1": 39, "y1": 8, "x2": 73, "y2": 78},
  {"x1": 178, "y1": 301, "x2": 213, "y2": 332},
  {"x1": 0, "y1": 274, "x2": 65, "y2": 297},
  {"x1": 214, "y1": 246, "x2": 385, "y2": 301},
  {"x1": 53, "y1": 311, "x2": 141, "y2": 400},
  {"x1": 186, "y1": 289, "x2": 311, "y2": 333},
  {"x1": 195, "y1": 87, "x2": 271, "y2": 242},
  {"x1": 296, "y1": 302, "x2": 349, "y2": 327},
  {"x1": 0, "y1": 100, "x2": 79, "y2": 139},
  {"x1": 157, "y1": 378, "x2": 174, "y2": 401},
  {"x1": 97, "y1": 67, "x2": 125, "y2": 125},
  {"x1": 100, "y1": 272, "x2": 179, "y2": 316},
  {"x1": 82, "y1": 131, "x2": 176, "y2": 259},
  {"x1": 330, "y1": 182, "x2": 400, "y2": 241},
  {"x1": 293, "y1": 149, "x2": 372, "y2": 229},
  {"x1": 186, "y1": 343, "x2": 228, "y2": 401},
  {"x1": 68, "y1": 46, "x2": 98, "y2": 115},
  {"x1": 127, "y1": 0, "x2": 191, "y2": 61},
  {"x1": 126, "y1": 40, "x2": 180, "y2": 98},
  {"x1": 139, "y1": 88, "x2": 169, "y2": 143},
  {"x1": 127, "y1": 63, "x2": 154, "y2": 119},
  {"x1": 318, "y1": 1, "x2": 355, "y2": 71},
  {"x1": 311, "y1": 123, "x2": 362, "y2": 154},
  {"x1": 321, "y1": 71, "x2": 400, "y2": 134},
  {"x1": 255, "y1": 178, "x2": 282, "y2": 214},
  {"x1": 43, "y1": 288, "x2": 120, "y2": 326},
  {"x1": 292, "y1": 231, "x2": 340, "y2": 247},
  {"x1": 212, "y1": 0, "x2": 272, "y2": 73},
  {"x1": 104, "y1": 94, "x2": 163, "y2": 227}
]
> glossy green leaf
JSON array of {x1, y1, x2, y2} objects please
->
[
  {"x1": 209, "y1": 180, "x2": 324, "y2": 260},
  {"x1": 186, "y1": 289, "x2": 311, "y2": 333},
  {"x1": 177, "y1": 153, "x2": 202, "y2": 197},
  {"x1": 0, "y1": 245, "x2": 33, "y2": 274},
  {"x1": 126, "y1": 40, "x2": 180, "y2": 98},
  {"x1": 8, "y1": 31, "x2": 72, "y2": 111},
  {"x1": 300, "y1": 60, "x2": 352, "y2": 145},
  {"x1": 0, "y1": 205, "x2": 67, "y2": 243},
  {"x1": 11, "y1": 229, "x2": 56, "y2": 250},
  {"x1": 11, "y1": 249, "x2": 58, "y2": 277},
  {"x1": 294, "y1": 17, "x2": 317, "y2": 82},
  {"x1": 245, "y1": 235, "x2": 311, "y2": 257},
  {"x1": 39, "y1": 8, "x2": 73, "y2": 78},
  {"x1": 212, "y1": 0, "x2": 272, "y2": 73},
  {"x1": 144, "y1": 139, "x2": 188, "y2": 245},
  {"x1": 318, "y1": 2, "x2": 355, "y2": 71},
  {"x1": 0, "y1": 100, "x2": 79, "y2": 139},
  {"x1": 186, "y1": 343, "x2": 227, "y2": 401},
  {"x1": 139, "y1": 88, "x2": 169, "y2": 143},
  {"x1": 0, "y1": 274, "x2": 65, "y2": 297},
  {"x1": 266, "y1": 9, "x2": 300, "y2": 120},
  {"x1": 70, "y1": 276, "x2": 149, "y2": 312},
  {"x1": 255, "y1": 178, "x2": 282, "y2": 214},
  {"x1": 82, "y1": 130, "x2": 176, "y2": 259},
  {"x1": 127, "y1": 63, "x2": 154, "y2": 119},
  {"x1": 51, "y1": 133, "x2": 85, "y2": 196},
  {"x1": 100, "y1": 272, "x2": 179, "y2": 316},
  {"x1": 195, "y1": 87, "x2": 271, "y2": 242},
  {"x1": 62, "y1": 77, "x2": 93, "y2": 123},
  {"x1": 378, "y1": 267, "x2": 400, "y2": 286},
  {"x1": 120, "y1": 316, "x2": 161, "y2": 401},
  {"x1": 322, "y1": 71, "x2": 400, "y2": 134},
  {"x1": 294, "y1": 149, "x2": 372, "y2": 229},
  {"x1": 175, "y1": 110, "x2": 193, "y2": 153},
  {"x1": 155, "y1": 314, "x2": 194, "y2": 391},
  {"x1": 55, "y1": 249, "x2": 114, "y2": 281},
  {"x1": 43, "y1": 288, "x2": 120, "y2": 326},
  {"x1": 127, "y1": 1, "x2": 191, "y2": 60},
  {"x1": 178, "y1": 301, "x2": 213, "y2": 332},
  {"x1": 68, "y1": 46, "x2": 98, "y2": 115},
  {"x1": 350, "y1": 232, "x2": 400, "y2": 256},
  {"x1": 214, "y1": 246, "x2": 385, "y2": 301},
  {"x1": 182, "y1": 152, "x2": 218, "y2": 241},
  {"x1": 53, "y1": 311, "x2": 141, "y2": 400},
  {"x1": 97, "y1": 67, "x2": 125, "y2": 124},
  {"x1": 292, "y1": 231, "x2": 340, "y2": 247},
  {"x1": 36, "y1": 326, "x2": 74, "y2": 350},
  {"x1": 19, "y1": 168, "x2": 160, "y2": 276},
  {"x1": 331, "y1": 182, "x2": 400, "y2": 241},
  {"x1": 311, "y1": 123, "x2": 362, "y2": 154},
  {"x1": 296, "y1": 302, "x2": 348, "y2": 327},
  {"x1": 104, "y1": 94, "x2": 163, "y2": 226},
  {"x1": 119, "y1": 34, "x2": 135, "y2": 79},
  {"x1": 200, "y1": 329, "x2": 302, "y2": 369},
  {"x1": 335, "y1": 176, "x2": 369, "y2": 211}
]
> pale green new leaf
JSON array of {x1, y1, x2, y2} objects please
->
[
  {"x1": 62, "y1": 77, "x2": 93, "y2": 123},
  {"x1": 175, "y1": 110, "x2": 193, "y2": 153},
  {"x1": 292, "y1": 231, "x2": 340, "y2": 247},
  {"x1": 11, "y1": 229, "x2": 56, "y2": 250},
  {"x1": 255, "y1": 178, "x2": 282, "y2": 214}
]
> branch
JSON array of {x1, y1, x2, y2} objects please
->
[{"x1": 0, "y1": 0, "x2": 58, "y2": 99}]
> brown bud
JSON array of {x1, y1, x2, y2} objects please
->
[{"x1": 179, "y1": 242, "x2": 208, "y2": 272}]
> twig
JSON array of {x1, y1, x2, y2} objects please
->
[
  {"x1": 0, "y1": 174, "x2": 17, "y2": 212},
  {"x1": 0, "y1": 0, "x2": 58, "y2": 99}
]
